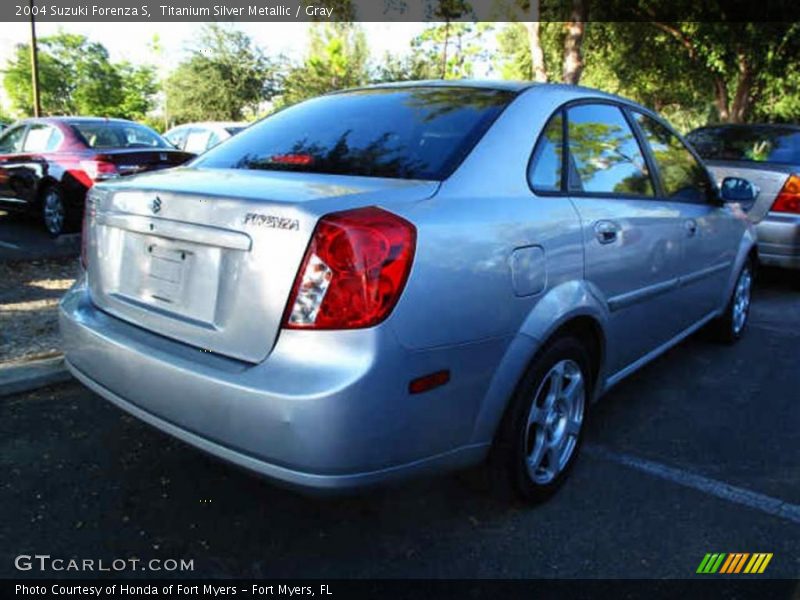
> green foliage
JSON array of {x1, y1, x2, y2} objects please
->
[
  {"x1": 408, "y1": 23, "x2": 489, "y2": 80},
  {"x1": 166, "y1": 24, "x2": 280, "y2": 123},
  {"x1": 494, "y1": 20, "x2": 800, "y2": 129},
  {"x1": 3, "y1": 32, "x2": 156, "y2": 119},
  {"x1": 2, "y1": 32, "x2": 158, "y2": 120},
  {"x1": 279, "y1": 23, "x2": 369, "y2": 107}
]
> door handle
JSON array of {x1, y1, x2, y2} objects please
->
[
  {"x1": 684, "y1": 219, "x2": 698, "y2": 237},
  {"x1": 594, "y1": 220, "x2": 620, "y2": 245}
]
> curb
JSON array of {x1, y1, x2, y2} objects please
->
[{"x1": 0, "y1": 356, "x2": 73, "y2": 398}]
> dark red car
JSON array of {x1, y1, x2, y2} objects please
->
[{"x1": 0, "y1": 117, "x2": 194, "y2": 236}]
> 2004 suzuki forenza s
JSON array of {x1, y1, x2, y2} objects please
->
[{"x1": 60, "y1": 82, "x2": 758, "y2": 502}]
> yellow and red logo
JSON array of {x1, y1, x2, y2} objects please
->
[{"x1": 696, "y1": 553, "x2": 773, "y2": 574}]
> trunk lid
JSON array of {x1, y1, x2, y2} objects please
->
[
  {"x1": 86, "y1": 167, "x2": 437, "y2": 363},
  {"x1": 705, "y1": 160, "x2": 798, "y2": 223},
  {"x1": 96, "y1": 148, "x2": 195, "y2": 176}
]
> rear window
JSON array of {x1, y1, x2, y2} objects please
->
[
  {"x1": 687, "y1": 126, "x2": 800, "y2": 165},
  {"x1": 195, "y1": 87, "x2": 516, "y2": 180},
  {"x1": 71, "y1": 121, "x2": 170, "y2": 150}
]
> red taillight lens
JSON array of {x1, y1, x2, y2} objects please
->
[
  {"x1": 79, "y1": 159, "x2": 118, "y2": 183},
  {"x1": 771, "y1": 174, "x2": 800, "y2": 214},
  {"x1": 284, "y1": 206, "x2": 416, "y2": 330}
]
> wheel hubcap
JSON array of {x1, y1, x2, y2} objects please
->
[
  {"x1": 732, "y1": 266, "x2": 752, "y2": 334},
  {"x1": 524, "y1": 359, "x2": 585, "y2": 485},
  {"x1": 44, "y1": 192, "x2": 65, "y2": 234}
]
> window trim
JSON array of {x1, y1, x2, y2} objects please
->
[
  {"x1": 628, "y1": 108, "x2": 717, "y2": 206},
  {"x1": 528, "y1": 98, "x2": 658, "y2": 201},
  {"x1": 526, "y1": 109, "x2": 566, "y2": 196},
  {"x1": 21, "y1": 123, "x2": 64, "y2": 153},
  {"x1": 527, "y1": 97, "x2": 717, "y2": 205},
  {"x1": 0, "y1": 124, "x2": 29, "y2": 155}
]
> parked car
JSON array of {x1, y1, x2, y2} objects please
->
[
  {"x1": 61, "y1": 82, "x2": 757, "y2": 502},
  {"x1": 0, "y1": 117, "x2": 195, "y2": 236},
  {"x1": 687, "y1": 124, "x2": 800, "y2": 270},
  {"x1": 164, "y1": 122, "x2": 247, "y2": 154}
]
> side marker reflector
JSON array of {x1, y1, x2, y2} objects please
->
[{"x1": 409, "y1": 370, "x2": 450, "y2": 394}]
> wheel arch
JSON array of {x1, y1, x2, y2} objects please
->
[{"x1": 469, "y1": 280, "x2": 609, "y2": 446}]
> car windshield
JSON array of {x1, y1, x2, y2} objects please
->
[
  {"x1": 195, "y1": 87, "x2": 516, "y2": 180},
  {"x1": 687, "y1": 126, "x2": 800, "y2": 165},
  {"x1": 70, "y1": 121, "x2": 170, "y2": 150},
  {"x1": 225, "y1": 126, "x2": 245, "y2": 135}
]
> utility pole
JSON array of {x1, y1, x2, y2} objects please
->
[{"x1": 29, "y1": 0, "x2": 41, "y2": 117}]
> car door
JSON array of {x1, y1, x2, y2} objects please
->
[
  {"x1": 631, "y1": 111, "x2": 740, "y2": 327},
  {"x1": 565, "y1": 102, "x2": 686, "y2": 376},
  {"x1": 0, "y1": 124, "x2": 29, "y2": 203},
  {"x1": 2, "y1": 123, "x2": 63, "y2": 208}
]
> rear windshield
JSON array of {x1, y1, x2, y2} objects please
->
[
  {"x1": 195, "y1": 87, "x2": 516, "y2": 180},
  {"x1": 71, "y1": 121, "x2": 170, "y2": 150},
  {"x1": 687, "y1": 126, "x2": 800, "y2": 165}
]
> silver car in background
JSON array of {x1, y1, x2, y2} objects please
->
[
  {"x1": 60, "y1": 82, "x2": 757, "y2": 502},
  {"x1": 687, "y1": 124, "x2": 800, "y2": 270},
  {"x1": 164, "y1": 121, "x2": 247, "y2": 154}
]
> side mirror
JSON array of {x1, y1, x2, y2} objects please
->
[{"x1": 720, "y1": 177, "x2": 759, "y2": 208}]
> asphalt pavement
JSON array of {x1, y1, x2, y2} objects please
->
[
  {"x1": 0, "y1": 211, "x2": 80, "y2": 262},
  {"x1": 1, "y1": 269, "x2": 798, "y2": 579}
]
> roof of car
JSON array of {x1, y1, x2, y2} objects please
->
[
  {"x1": 167, "y1": 122, "x2": 247, "y2": 130},
  {"x1": 20, "y1": 116, "x2": 139, "y2": 125},
  {"x1": 340, "y1": 79, "x2": 644, "y2": 106},
  {"x1": 690, "y1": 123, "x2": 800, "y2": 133}
]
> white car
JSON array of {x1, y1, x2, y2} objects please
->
[{"x1": 164, "y1": 122, "x2": 247, "y2": 154}]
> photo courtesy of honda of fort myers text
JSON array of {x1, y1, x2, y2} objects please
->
[{"x1": 1, "y1": 0, "x2": 799, "y2": 598}]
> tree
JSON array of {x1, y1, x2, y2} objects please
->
[
  {"x1": 562, "y1": 0, "x2": 587, "y2": 84},
  {"x1": 3, "y1": 32, "x2": 158, "y2": 119},
  {"x1": 116, "y1": 63, "x2": 159, "y2": 121},
  {"x1": 647, "y1": 22, "x2": 800, "y2": 123},
  {"x1": 166, "y1": 24, "x2": 280, "y2": 123},
  {"x1": 279, "y1": 23, "x2": 369, "y2": 107},
  {"x1": 407, "y1": 22, "x2": 489, "y2": 80}
]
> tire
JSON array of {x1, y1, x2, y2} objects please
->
[
  {"x1": 491, "y1": 335, "x2": 592, "y2": 504},
  {"x1": 42, "y1": 186, "x2": 69, "y2": 237},
  {"x1": 712, "y1": 257, "x2": 753, "y2": 344}
]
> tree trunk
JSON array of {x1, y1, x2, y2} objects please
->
[
  {"x1": 441, "y1": 20, "x2": 450, "y2": 80},
  {"x1": 525, "y1": 0, "x2": 547, "y2": 82},
  {"x1": 562, "y1": 0, "x2": 586, "y2": 85},
  {"x1": 714, "y1": 76, "x2": 731, "y2": 122},
  {"x1": 730, "y1": 53, "x2": 753, "y2": 123}
]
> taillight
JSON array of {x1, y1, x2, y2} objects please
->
[
  {"x1": 771, "y1": 174, "x2": 800, "y2": 214},
  {"x1": 79, "y1": 159, "x2": 119, "y2": 183},
  {"x1": 284, "y1": 206, "x2": 416, "y2": 330}
]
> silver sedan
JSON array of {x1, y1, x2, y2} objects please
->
[
  {"x1": 60, "y1": 82, "x2": 756, "y2": 502},
  {"x1": 688, "y1": 124, "x2": 800, "y2": 270}
]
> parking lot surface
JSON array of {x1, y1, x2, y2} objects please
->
[
  {"x1": 0, "y1": 211, "x2": 80, "y2": 262},
  {"x1": 1, "y1": 270, "x2": 798, "y2": 579}
]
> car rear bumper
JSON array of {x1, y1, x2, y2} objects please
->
[
  {"x1": 756, "y1": 213, "x2": 800, "y2": 269},
  {"x1": 59, "y1": 280, "x2": 496, "y2": 491}
]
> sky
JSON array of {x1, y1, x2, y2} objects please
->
[{"x1": 0, "y1": 21, "x2": 429, "y2": 112}]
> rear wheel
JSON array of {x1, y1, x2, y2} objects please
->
[
  {"x1": 492, "y1": 336, "x2": 591, "y2": 503},
  {"x1": 42, "y1": 186, "x2": 68, "y2": 237},
  {"x1": 713, "y1": 258, "x2": 753, "y2": 344}
]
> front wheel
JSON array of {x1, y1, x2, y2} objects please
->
[
  {"x1": 492, "y1": 336, "x2": 591, "y2": 504},
  {"x1": 712, "y1": 258, "x2": 753, "y2": 344}
]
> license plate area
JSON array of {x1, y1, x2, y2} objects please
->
[{"x1": 113, "y1": 233, "x2": 222, "y2": 326}]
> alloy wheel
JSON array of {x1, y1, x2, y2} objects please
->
[
  {"x1": 732, "y1": 265, "x2": 752, "y2": 335},
  {"x1": 44, "y1": 190, "x2": 65, "y2": 236},
  {"x1": 524, "y1": 359, "x2": 585, "y2": 485}
]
